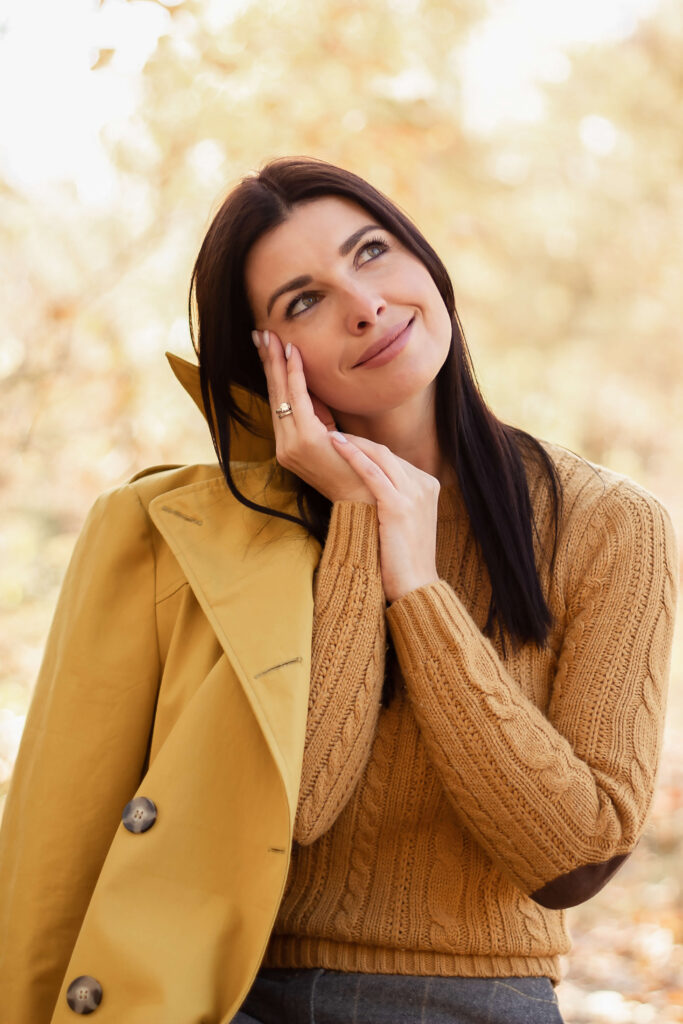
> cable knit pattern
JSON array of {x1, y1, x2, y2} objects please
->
[{"x1": 263, "y1": 441, "x2": 679, "y2": 984}]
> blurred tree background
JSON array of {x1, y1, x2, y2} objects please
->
[{"x1": 0, "y1": 0, "x2": 681, "y2": 1019}]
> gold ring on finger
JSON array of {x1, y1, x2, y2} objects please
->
[{"x1": 275, "y1": 402, "x2": 293, "y2": 418}]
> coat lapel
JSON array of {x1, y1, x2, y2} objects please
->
[{"x1": 148, "y1": 461, "x2": 321, "y2": 820}]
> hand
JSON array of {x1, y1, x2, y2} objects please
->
[
  {"x1": 329, "y1": 431, "x2": 441, "y2": 603},
  {"x1": 253, "y1": 329, "x2": 376, "y2": 506}
]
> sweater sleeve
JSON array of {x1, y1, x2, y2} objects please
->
[
  {"x1": 293, "y1": 501, "x2": 386, "y2": 846},
  {"x1": 385, "y1": 480, "x2": 679, "y2": 908}
]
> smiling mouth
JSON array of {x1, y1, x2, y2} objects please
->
[{"x1": 354, "y1": 316, "x2": 415, "y2": 367}]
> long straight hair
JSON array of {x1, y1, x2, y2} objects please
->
[{"x1": 189, "y1": 157, "x2": 563, "y2": 702}]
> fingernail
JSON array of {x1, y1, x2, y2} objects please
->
[
  {"x1": 331, "y1": 431, "x2": 347, "y2": 443},
  {"x1": 285, "y1": 342, "x2": 291, "y2": 360},
  {"x1": 251, "y1": 330, "x2": 261, "y2": 349},
  {"x1": 263, "y1": 330, "x2": 270, "y2": 348}
]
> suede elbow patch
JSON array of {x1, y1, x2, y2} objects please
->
[{"x1": 530, "y1": 851, "x2": 632, "y2": 909}]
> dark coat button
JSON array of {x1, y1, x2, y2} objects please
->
[
  {"x1": 122, "y1": 796, "x2": 157, "y2": 833},
  {"x1": 66, "y1": 975, "x2": 102, "y2": 1014}
]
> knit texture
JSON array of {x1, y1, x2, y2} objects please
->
[{"x1": 262, "y1": 441, "x2": 679, "y2": 984}]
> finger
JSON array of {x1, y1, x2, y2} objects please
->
[
  {"x1": 259, "y1": 329, "x2": 297, "y2": 431},
  {"x1": 283, "y1": 343, "x2": 313, "y2": 412},
  {"x1": 285, "y1": 344, "x2": 336, "y2": 430},
  {"x1": 330, "y1": 433, "x2": 397, "y2": 498},
  {"x1": 333, "y1": 433, "x2": 407, "y2": 489}
]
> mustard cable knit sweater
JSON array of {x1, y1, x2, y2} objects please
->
[{"x1": 263, "y1": 441, "x2": 679, "y2": 985}]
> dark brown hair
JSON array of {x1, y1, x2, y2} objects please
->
[{"x1": 189, "y1": 156, "x2": 563, "y2": 702}]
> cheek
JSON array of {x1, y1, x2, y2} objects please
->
[
  {"x1": 401, "y1": 265, "x2": 448, "y2": 326},
  {"x1": 296, "y1": 346, "x2": 364, "y2": 412},
  {"x1": 421, "y1": 281, "x2": 451, "y2": 344},
  {"x1": 296, "y1": 346, "x2": 337, "y2": 397},
  {"x1": 436, "y1": 301, "x2": 453, "y2": 346}
]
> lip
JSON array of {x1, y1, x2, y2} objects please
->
[{"x1": 353, "y1": 316, "x2": 414, "y2": 368}]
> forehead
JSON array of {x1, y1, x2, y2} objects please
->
[{"x1": 245, "y1": 196, "x2": 379, "y2": 313}]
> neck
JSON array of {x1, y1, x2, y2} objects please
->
[{"x1": 333, "y1": 389, "x2": 457, "y2": 490}]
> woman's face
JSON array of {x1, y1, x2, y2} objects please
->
[{"x1": 244, "y1": 196, "x2": 452, "y2": 417}]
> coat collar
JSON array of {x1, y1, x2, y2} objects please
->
[{"x1": 166, "y1": 350, "x2": 277, "y2": 463}]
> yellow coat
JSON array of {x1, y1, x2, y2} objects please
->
[{"x1": 0, "y1": 355, "x2": 321, "y2": 1023}]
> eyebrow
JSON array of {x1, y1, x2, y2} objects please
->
[{"x1": 266, "y1": 223, "x2": 382, "y2": 316}]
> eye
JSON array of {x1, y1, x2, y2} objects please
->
[
  {"x1": 285, "y1": 292, "x2": 321, "y2": 318},
  {"x1": 356, "y1": 235, "x2": 390, "y2": 266}
]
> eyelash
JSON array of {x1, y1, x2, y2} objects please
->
[{"x1": 284, "y1": 235, "x2": 390, "y2": 319}]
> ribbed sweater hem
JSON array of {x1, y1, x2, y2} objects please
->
[{"x1": 262, "y1": 937, "x2": 561, "y2": 986}]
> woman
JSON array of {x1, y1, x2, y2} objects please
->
[{"x1": 0, "y1": 156, "x2": 678, "y2": 1024}]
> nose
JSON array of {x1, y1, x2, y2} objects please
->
[{"x1": 342, "y1": 281, "x2": 387, "y2": 334}]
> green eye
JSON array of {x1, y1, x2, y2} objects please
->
[
  {"x1": 286, "y1": 293, "x2": 320, "y2": 318},
  {"x1": 357, "y1": 237, "x2": 389, "y2": 265}
]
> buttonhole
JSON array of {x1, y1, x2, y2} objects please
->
[{"x1": 161, "y1": 505, "x2": 203, "y2": 525}]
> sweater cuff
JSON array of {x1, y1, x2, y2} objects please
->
[
  {"x1": 386, "y1": 579, "x2": 472, "y2": 676},
  {"x1": 322, "y1": 501, "x2": 379, "y2": 569}
]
